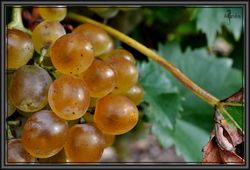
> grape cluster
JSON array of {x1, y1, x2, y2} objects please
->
[{"x1": 6, "y1": 6, "x2": 144, "y2": 164}]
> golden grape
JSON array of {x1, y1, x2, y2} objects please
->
[
  {"x1": 94, "y1": 94, "x2": 139, "y2": 135},
  {"x1": 22, "y1": 110, "x2": 69, "y2": 158}
]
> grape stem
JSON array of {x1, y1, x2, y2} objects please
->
[
  {"x1": 79, "y1": 116, "x2": 86, "y2": 124},
  {"x1": 50, "y1": 71, "x2": 59, "y2": 79},
  {"x1": 6, "y1": 6, "x2": 32, "y2": 37},
  {"x1": 6, "y1": 124, "x2": 14, "y2": 139},
  {"x1": 34, "y1": 48, "x2": 59, "y2": 79},
  {"x1": 34, "y1": 62, "x2": 59, "y2": 79},
  {"x1": 37, "y1": 47, "x2": 47, "y2": 65},
  {"x1": 66, "y1": 12, "x2": 220, "y2": 107},
  {"x1": 87, "y1": 107, "x2": 95, "y2": 115},
  {"x1": 7, "y1": 120, "x2": 22, "y2": 126}
]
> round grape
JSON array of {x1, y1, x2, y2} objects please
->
[
  {"x1": 39, "y1": 6, "x2": 67, "y2": 21},
  {"x1": 32, "y1": 20, "x2": 66, "y2": 57},
  {"x1": 96, "y1": 36, "x2": 115, "y2": 60},
  {"x1": 22, "y1": 110, "x2": 69, "y2": 158},
  {"x1": 94, "y1": 94, "x2": 139, "y2": 135},
  {"x1": 105, "y1": 57, "x2": 139, "y2": 94},
  {"x1": 48, "y1": 75, "x2": 90, "y2": 120},
  {"x1": 50, "y1": 33, "x2": 94, "y2": 75},
  {"x1": 78, "y1": 59, "x2": 117, "y2": 98},
  {"x1": 104, "y1": 48, "x2": 136, "y2": 64},
  {"x1": 122, "y1": 83, "x2": 144, "y2": 105},
  {"x1": 9, "y1": 65, "x2": 53, "y2": 112},
  {"x1": 6, "y1": 139, "x2": 35, "y2": 164},
  {"x1": 72, "y1": 23, "x2": 109, "y2": 56},
  {"x1": 64, "y1": 123, "x2": 105, "y2": 163},
  {"x1": 6, "y1": 29, "x2": 34, "y2": 68}
]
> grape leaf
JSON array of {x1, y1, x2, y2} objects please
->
[
  {"x1": 141, "y1": 102, "x2": 210, "y2": 162},
  {"x1": 223, "y1": 8, "x2": 244, "y2": 42},
  {"x1": 192, "y1": 7, "x2": 243, "y2": 48},
  {"x1": 137, "y1": 61, "x2": 182, "y2": 129},
  {"x1": 139, "y1": 41, "x2": 242, "y2": 162}
]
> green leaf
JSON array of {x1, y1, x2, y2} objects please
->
[
  {"x1": 141, "y1": 41, "x2": 242, "y2": 162},
  {"x1": 192, "y1": 8, "x2": 225, "y2": 48},
  {"x1": 219, "y1": 88, "x2": 244, "y2": 133},
  {"x1": 223, "y1": 8, "x2": 244, "y2": 41},
  {"x1": 137, "y1": 60, "x2": 183, "y2": 129},
  {"x1": 142, "y1": 102, "x2": 210, "y2": 162},
  {"x1": 192, "y1": 7, "x2": 243, "y2": 47},
  {"x1": 174, "y1": 119, "x2": 210, "y2": 162},
  {"x1": 141, "y1": 102, "x2": 175, "y2": 149},
  {"x1": 223, "y1": 103, "x2": 244, "y2": 132}
]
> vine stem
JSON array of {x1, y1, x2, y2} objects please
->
[
  {"x1": 222, "y1": 103, "x2": 244, "y2": 107},
  {"x1": 6, "y1": 6, "x2": 32, "y2": 36},
  {"x1": 6, "y1": 124, "x2": 14, "y2": 139},
  {"x1": 79, "y1": 116, "x2": 86, "y2": 124},
  {"x1": 66, "y1": 12, "x2": 220, "y2": 107},
  {"x1": 7, "y1": 120, "x2": 21, "y2": 126}
]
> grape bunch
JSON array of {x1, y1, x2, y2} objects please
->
[{"x1": 6, "y1": 6, "x2": 144, "y2": 164}]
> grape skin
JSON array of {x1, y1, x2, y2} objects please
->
[
  {"x1": 32, "y1": 20, "x2": 66, "y2": 57},
  {"x1": 96, "y1": 36, "x2": 115, "y2": 60},
  {"x1": 48, "y1": 75, "x2": 90, "y2": 120},
  {"x1": 78, "y1": 59, "x2": 118, "y2": 98},
  {"x1": 105, "y1": 56, "x2": 139, "y2": 94},
  {"x1": 103, "y1": 48, "x2": 136, "y2": 64},
  {"x1": 9, "y1": 65, "x2": 53, "y2": 112},
  {"x1": 39, "y1": 6, "x2": 67, "y2": 21},
  {"x1": 50, "y1": 33, "x2": 94, "y2": 75},
  {"x1": 6, "y1": 29, "x2": 34, "y2": 68},
  {"x1": 64, "y1": 123, "x2": 105, "y2": 163},
  {"x1": 122, "y1": 83, "x2": 144, "y2": 105},
  {"x1": 72, "y1": 23, "x2": 109, "y2": 56},
  {"x1": 6, "y1": 139, "x2": 35, "y2": 164},
  {"x1": 94, "y1": 94, "x2": 139, "y2": 135},
  {"x1": 22, "y1": 110, "x2": 69, "y2": 158},
  {"x1": 103, "y1": 132, "x2": 115, "y2": 148}
]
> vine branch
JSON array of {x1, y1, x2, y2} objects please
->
[{"x1": 66, "y1": 12, "x2": 220, "y2": 107}]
